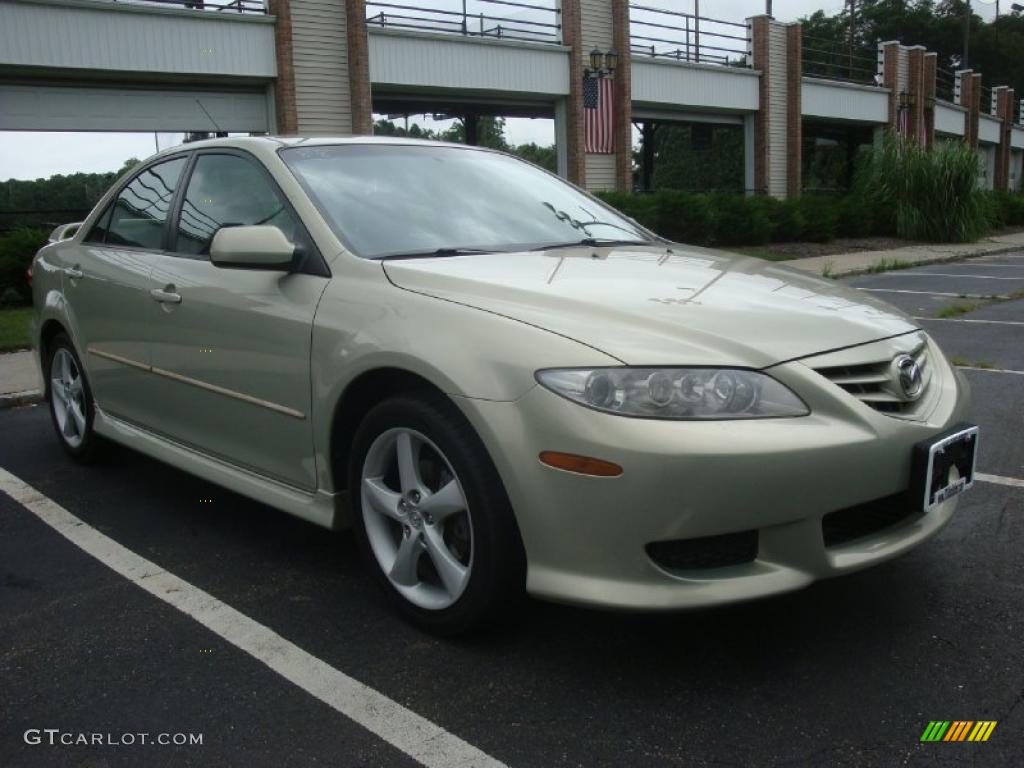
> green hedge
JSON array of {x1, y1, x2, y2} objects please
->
[
  {"x1": 0, "y1": 228, "x2": 48, "y2": 307},
  {"x1": 598, "y1": 187, "x2": 1024, "y2": 250},
  {"x1": 595, "y1": 190, "x2": 889, "y2": 248}
]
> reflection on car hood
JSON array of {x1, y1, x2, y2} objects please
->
[{"x1": 382, "y1": 244, "x2": 920, "y2": 367}]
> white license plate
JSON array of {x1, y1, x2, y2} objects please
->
[{"x1": 917, "y1": 426, "x2": 979, "y2": 512}]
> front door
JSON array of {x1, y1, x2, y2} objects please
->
[{"x1": 146, "y1": 152, "x2": 327, "y2": 490}]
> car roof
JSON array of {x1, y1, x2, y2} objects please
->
[{"x1": 148, "y1": 135, "x2": 482, "y2": 164}]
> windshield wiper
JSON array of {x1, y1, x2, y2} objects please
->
[
  {"x1": 379, "y1": 247, "x2": 501, "y2": 261},
  {"x1": 532, "y1": 238, "x2": 655, "y2": 251}
]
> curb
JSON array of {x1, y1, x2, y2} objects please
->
[
  {"x1": 0, "y1": 390, "x2": 43, "y2": 411},
  {"x1": 790, "y1": 243, "x2": 1024, "y2": 279}
]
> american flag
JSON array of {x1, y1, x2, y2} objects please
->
[{"x1": 584, "y1": 76, "x2": 614, "y2": 154}]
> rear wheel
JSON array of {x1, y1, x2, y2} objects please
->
[
  {"x1": 349, "y1": 393, "x2": 525, "y2": 635},
  {"x1": 46, "y1": 334, "x2": 101, "y2": 461}
]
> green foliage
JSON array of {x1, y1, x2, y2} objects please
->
[
  {"x1": 981, "y1": 191, "x2": 1024, "y2": 228},
  {"x1": 640, "y1": 123, "x2": 745, "y2": 193},
  {"x1": 0, "y1": 228, "x2": 47, "y2": 307},
  {"x1": 711, "y1": 194, "x2": 770, "y2": 246},
  {"x1": 855, "y1": 134, "x2": 987, "y2": 242},
  {"x1": 1, "y1": 157, "x2": 138, "y2": 232},
  {"x1": 512, "y1": 143, "x2": 558, "y2": 173},
  {"x1": 0, "y1": 307, "x2": 33, "y2": 351},
  {"x1": 836, "y1": 195, "x2": 875, "y2": 238},
  {"x1": 373, "y1": 116, "x2": 557, "y2": 172},
  {"x1": 794, "y1": 195, "x2": 841, "y2": 243},
  {"x1": 801, "y1": 1, "x2": 1024, "y2": 99}
]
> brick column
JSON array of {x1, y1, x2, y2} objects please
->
[
  {"x1": 345, "y1": 0, "x2": 373, "y2": 135},
  {"x1": 269, "y1": 0, "x2": 299, "y2": 134},
  {"x1": 560, "y1": 0, "x2": 586, "y2": 186},
  {"x1": 907, "y1": 46, "x2": 925, "y2": 143},
  {"x1": 965, "y1": 72, "x2": 982, "y2": 148},
  {"x1": 880, "y1": 41, "x2": 900, "y2": 133},
  {"x1": 785, "y1": 23, "x2": 802, "y2": 197},
  {"x1": 749, "y1": 16, "x2": 799, "y2": 198},
  {"x1": 749, "y1": 15, "x2": 770, "y2": 194},
  {"x1": 612, "y1": 0, "x2": 632, "y2": 192},
  {"x1": 922, "y1": 52, "x2": 937, "y2": 148},
  {"x1": 994, "y1": 86, "x2": 1015, "y2": 192}
]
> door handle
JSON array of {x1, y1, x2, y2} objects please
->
[
  {"x1": 150, "y1": 287, "x2": 182, "y2": 305},
  {"x1": 64, "y1": 266, "x2": 83, "y2": 280}
]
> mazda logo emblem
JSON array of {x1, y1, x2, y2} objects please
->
[{"x1": 895, "y1": 354, "x2": 923, "y2": 399}]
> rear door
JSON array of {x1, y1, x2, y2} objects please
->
[
  {"x1": 66, "y1": 156, "x2": 188, "y2": 426},
  {"x1": 146, "y1": 150, "x2": 328, "y2": 490}
]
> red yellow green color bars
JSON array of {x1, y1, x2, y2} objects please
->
[{"x1": 920, "y1": 721, "x2": 997, "y2": 742}]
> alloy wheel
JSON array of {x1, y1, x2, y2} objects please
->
[
  {"x1": 360, "y1": 427, "x2": 474, "y2": 610},
  {"x1": 50, "y1": 347, "x2": 87, "y2": 449}
]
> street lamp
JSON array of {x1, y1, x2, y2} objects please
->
[{"x1": 585, "y1": 49, "x2": 618, "y2": 78}]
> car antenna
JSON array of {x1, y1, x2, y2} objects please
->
[{"x1": 195, "y1": 99, "x2": 225, "y2": 135}]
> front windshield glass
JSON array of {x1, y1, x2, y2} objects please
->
[{"x1": 279, "y1": 143, "x2": 653, "y2": 258}]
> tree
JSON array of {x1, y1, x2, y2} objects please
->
[{"x1": 801, "y1": 1, "x2": 1024, "y2": 96}]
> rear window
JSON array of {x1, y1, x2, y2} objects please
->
[{"x1": 98, "y1": 157, "x2": 187, "y2": 249}]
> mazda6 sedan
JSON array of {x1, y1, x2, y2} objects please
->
[{"x1": 31, "y1": 137, "x2": 978, "y2": 634}]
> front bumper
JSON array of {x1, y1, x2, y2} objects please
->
[{"x1": 456, "y1": 337, "x2": 972, "y2": 611}]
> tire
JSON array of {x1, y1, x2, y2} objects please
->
[
  {"x1": 348, "y1": 392, "x2": 526, "y2": 636},
  {"x1": 45, "y1": 333, "x2": 101, "y2": 462}
]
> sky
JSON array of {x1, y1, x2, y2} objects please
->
[{"x1": 0, "y1": 0, "x2": 1004, "y2": 181}]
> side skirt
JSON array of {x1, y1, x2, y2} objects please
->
[{"x1": 94, "y1": 408, "x2": 348, "y2": 531}]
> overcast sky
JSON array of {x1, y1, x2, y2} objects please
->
[{"x1": 0, "y1": 0, "x2": 1002, "y2": 181}]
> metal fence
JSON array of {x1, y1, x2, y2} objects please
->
[
  {"x1": 365, "y1": 1, "x2": 561, "y2": 44},
  {"x1": 936, "y1": 67, "x2": 957, "y2": 103},
  {"x1": 109, "y1": 0, "x2": 268, "y2": 13},
  {"x1": 801, "y1": 36, "x2": 878, "y2": 86},
  {"x1": 629, "y1": 4, "x2": 750, "y2": 67}
]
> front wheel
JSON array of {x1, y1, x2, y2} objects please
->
[
  {"x1": 349, "y1": 393, "x2": 526, "y2": 635},
  {"x1": 46, "y1": 333, "x2": 101, "y2": 462}
]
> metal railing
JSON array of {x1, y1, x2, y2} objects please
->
[
  {"x1": 109, "y1": 0, "x2": 268, "y2": 13},
  {"x1": 801, "y1": 36, "x2": 878, "y2": 86},
  {"x1": 936, "y1": 67, "x2": 957, "y2": 103},
  {"x1": 629, "y1": 4, "x2": 750, "y2": 68},
  {"x1": 365, "y1": 1, "x2": 561, "y2": 44}
]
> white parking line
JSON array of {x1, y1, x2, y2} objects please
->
[
  {"x1": 957, "y1": 366, "x2": 1024, "y2": 376},
  {"x1": 0, "y1": 467, "x2": 505, "y2": 768},
  {"x1": 882, "y1": 273, "x2": 1024, "y2": 280},
  {"x1": 914, "y1": 317, "x2": 1024, "y2": 326},
  {"x1": 977, "y1": 473, "x2": 1024, "y2": 489},
  {"x1": 857, "y1": 288, "x2": 1011, "y2": 299}
]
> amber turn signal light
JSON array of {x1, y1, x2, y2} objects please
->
[{"x1": 539, "y1": 451, "x2": 623, "y2": 477}]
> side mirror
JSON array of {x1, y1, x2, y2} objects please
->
[
  {"x1": 210, "y1": 225, "x2": 296, "y2": 270},
  {"x1": 49, "y1": 222, "x2": 82, "y2": 243}
]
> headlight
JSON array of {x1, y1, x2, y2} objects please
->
[{"x1": 535, "y1": 368, "x2": 809, "y2": 419}]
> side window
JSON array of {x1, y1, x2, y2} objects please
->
[
  {"x1": 83, "y1": 202, "x2": 114, "y2": 244},
  {"x1": 105, "y1": 157, "x2": 188, "y2": 249},
  {"x1": 175, "y1": 154, "x2": 299, "y2": 256}
]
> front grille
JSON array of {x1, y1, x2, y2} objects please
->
[
  {"x1": 822, "y1": 492, "x2": 919, "y2": 548},
  {"x1": 646, "y1": 530, "x2": 758, "y2": 571},
  {"x1": 813, "y1": 340, "x2": 931, "y2": 417}
]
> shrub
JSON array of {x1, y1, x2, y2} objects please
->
[
  {"x1": 0, "y1": 228, "x2": 48, "y2": 306},
  {"x1": 654, "y1": 192, "x2": 717, "y2": 245},
  {"x1": 710, "y1": 194, "x2": 770, "y2": 246},
  {"x1": 836, "y1": 195, "x2": 874, "y2": 238},
  {"x1": 794, "y1": 195, "x2": 840, "y2": 242},
  {"x1": 750, "y1": 196, "x2": 805, "y2": 242},
  {"x1": 855, "y1": 134, "x2": 987, "y2": 242},
  {"x1": 1006, "y1": 194, "x2": 1024, "y2": 226}
]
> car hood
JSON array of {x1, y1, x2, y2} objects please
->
[{"x1": 382, "y1": 244, "x2": 919, "y2": 368}]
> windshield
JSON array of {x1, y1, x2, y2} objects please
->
[{"x1": 279, "y1": 143, "x2": 653, "y2": 258}]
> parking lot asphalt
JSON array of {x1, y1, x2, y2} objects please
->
[{"x1": 2, "y1": 255, "x2": 1022, "y2": 768}]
